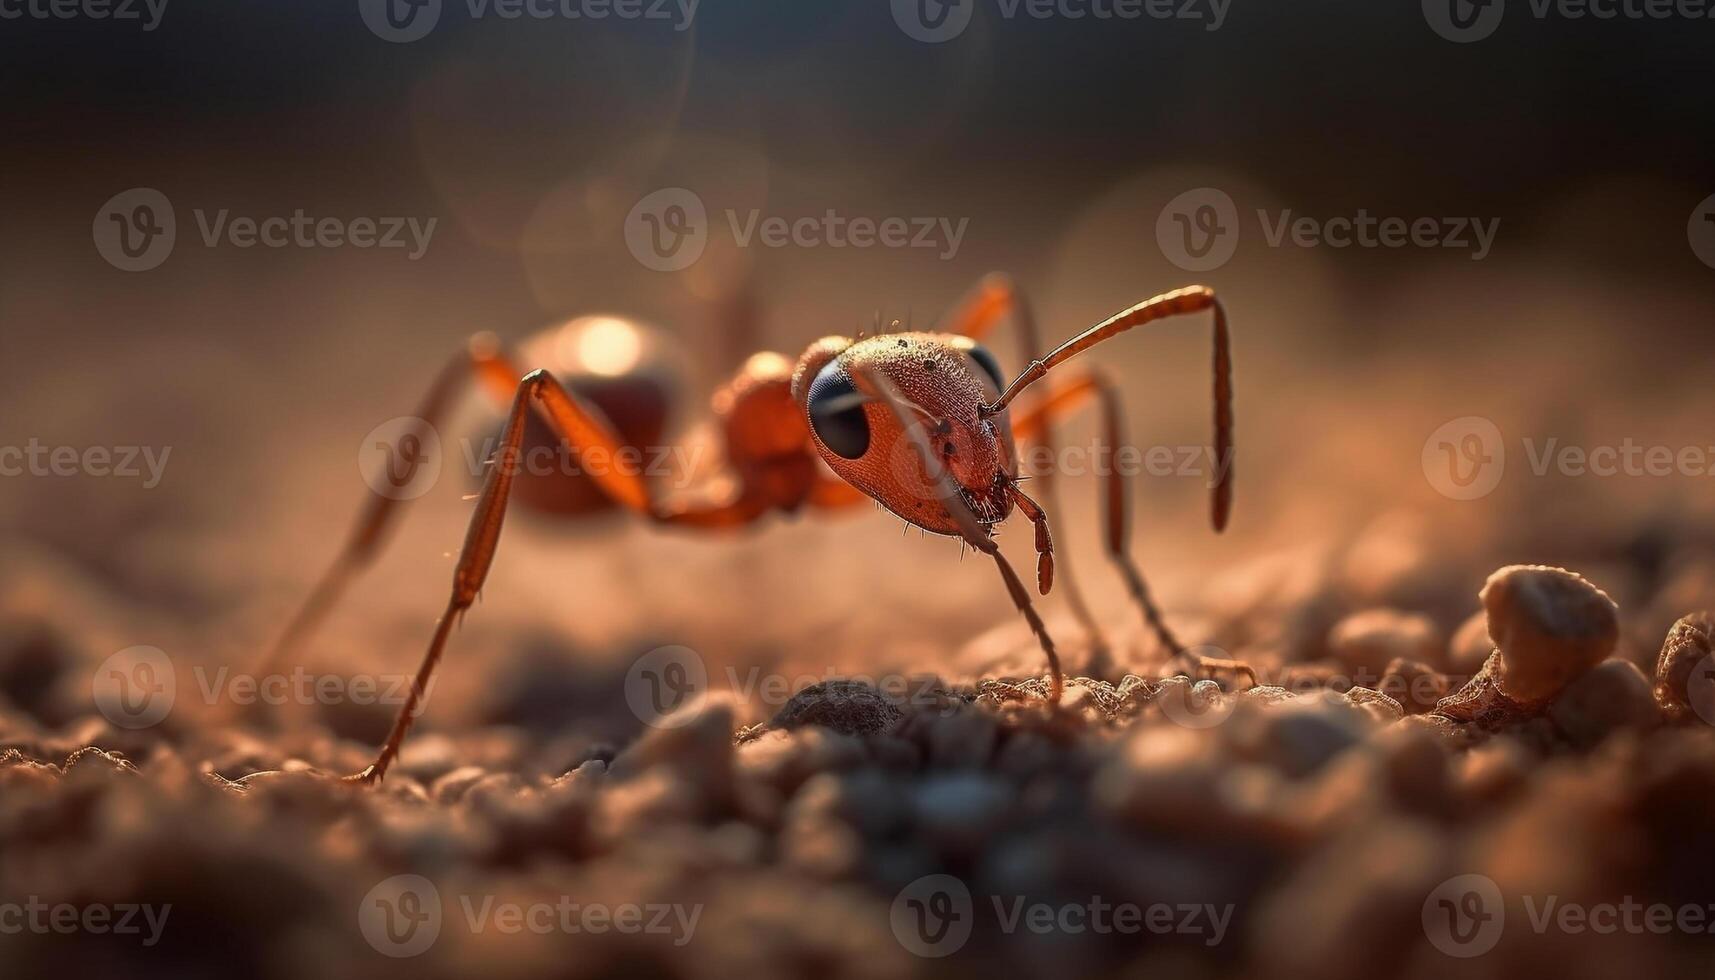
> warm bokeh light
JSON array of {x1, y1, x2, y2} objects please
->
[{"x1": 561, "y1": 316, "x2": 645, "y2": 378}]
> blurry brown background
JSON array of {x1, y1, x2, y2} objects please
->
[{"x1": 2, "y1": 0, "x2": 1714, "y2": 730}]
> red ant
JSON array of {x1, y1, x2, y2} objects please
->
[{"x1": 259, "y1": 277, "x2": 1238, "y2": 784}]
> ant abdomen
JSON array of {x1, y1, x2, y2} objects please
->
[{"x1": 477, "y1": 316, "x2": 683, "y2": 517}]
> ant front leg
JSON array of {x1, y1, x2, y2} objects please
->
[
  {"x1": 349, "y1": 370, "x2": 766, "y2": 784},
  {"x1": 941, "y1": 274, "x2": 1112, "y2": 669},
  {"x1": 854, "y1": 365, "x2": 1065, "y2": 706}
]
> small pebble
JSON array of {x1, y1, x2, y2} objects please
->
[
  {"x1": 1328, "y1": 609, "x2": 1442, "y2": 677},
  {"x1": 1341, "y1": 686, "x2": 1405, "y2": 723},
  {"x1": 1378, "y1": 657, "x2": 1450, "y2": 715},
  {"x1": 1480, "y1": 565, "x2": 1619, "y2": 702},
  {"x1": 764, "y1": 679, "x2": 905, "y2": 737},
  {"x1": 609, "y1": 692, "x2": 735, "y2": 785},
  {"x1": 1653, "y1": 613, "x2": 1715, "y2": 724},
  {"x1": 430, "y1": 765, "x2": 490, "y2": 804},
  {"x1": 1549, "y1": 659, "x2": 1659, "y2": 747},
  {"x1": 1228, "y1": 695, "x2": 1366, "y2": 778},
  {"x1": 1434, "y1": 650, "x2": 1537, "y2": 729}
]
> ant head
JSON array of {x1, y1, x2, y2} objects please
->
[{"x1": 792, "y1": 331, "x2": 1018, "y2": 535}]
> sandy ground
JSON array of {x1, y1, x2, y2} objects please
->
[{"x1": 4, "y1": 247, "x2": 1715, "y2": 979}]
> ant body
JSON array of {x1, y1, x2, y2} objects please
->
[{"x1": 262, "y1": 276, "x2": 1238, "y2": 784}]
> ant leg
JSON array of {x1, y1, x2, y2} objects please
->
[
  {"x1": 854, "y1": 365, "x2": 1064, "y2": 706},
  {"x1": 942, "y1": 274, "x2": 1111, "y2": 663},
  {"x1": 257, "y1": 334, "x2": 523, "y2": 678},
  {"x1": 1010, "y1": 369, "x2": 1253, "y2": 688},
  {"x1": 983, "y1": 285, "x2": 1234, "y2": 533},
  {"x1": 349, "y1": 370, "x2": 767, "y2": 784},
  {"x1": 1006, "y1": 483, "x2": 1055, "y2": 595}
]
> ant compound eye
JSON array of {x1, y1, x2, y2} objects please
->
[
  {"x1": 965, "y1": 343, "x2": 1007, "y2": 394},
  {"x1": 806, "y1": 359, "x2": 871, "y2": 460}
]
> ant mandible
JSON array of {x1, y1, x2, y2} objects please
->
[{"x1": 260, "y1": 276, "x2": 1238, "y2": 784}]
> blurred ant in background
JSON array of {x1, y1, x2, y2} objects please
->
[{"x1": 259, "y1": 277, "x2": 1238, "y2": 783}]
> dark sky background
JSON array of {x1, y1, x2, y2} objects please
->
[{"x1": 4, "y1": 1, "x2": 1711, "y2": 282}]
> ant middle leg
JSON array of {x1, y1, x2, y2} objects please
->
[{"x1": 1008, "y1": 368, "x2": 1253, "y2": 688}]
